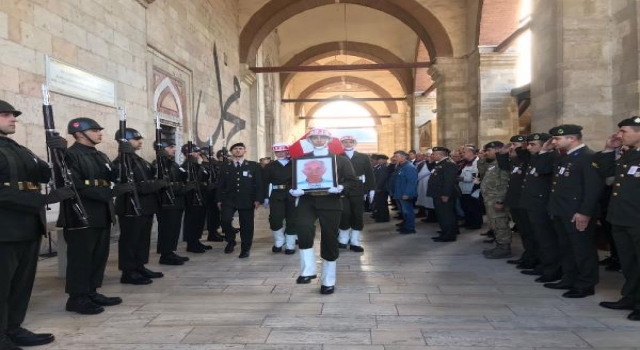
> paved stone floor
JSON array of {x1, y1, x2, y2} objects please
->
[{"x1": 26, "y1": 209, "x2": 640, "y2": 350}]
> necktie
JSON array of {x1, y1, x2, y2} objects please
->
[{"x1": 236, "y1": 161, "x2": 240, "y2": 168}]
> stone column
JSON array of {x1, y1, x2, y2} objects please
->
[
  {"x1": 478, "y1": 50, "x2": 519, "y2": 146},
  {"x1": 414, "y1": 93, "x2": 437, "y2": 149},
  {"x1": 428, "y1": 53, "x2": 480, "y2": 148}
]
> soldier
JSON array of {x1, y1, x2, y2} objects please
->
[
  {"x1": 520, "y1": 133, "x2": 563, "y2": 283},
  {"x1": 199, "y1": 148, "x2": 224, "y2": 243},
  {"x1": 596, "y1": 117, "x2": 640, "y2": 320},
  {"x1": 538, "y1": 124, "x2": 603, "y2": 298},
  {"x1": 153, "y1": 140, "x2": 191, "y2": 265},
  {"x1": 62, "y1": 118, "x2": 127, "y2": 315},
  {"x1": 217, "y1": 142, "x2": 264, "y2": 258},
  {"x1": 263, "y1": 142, "x2": 297, "y2": 254},
  {"x1": 338, "y1": 136, "x2": 375, "y2": 252},
  {"x1": 427, "y1": 147, "x2": 461, "y2": 242},
  {"x1": 480, "y1": 141, "x2": 512, "y2": 259},
  {"x1": 0, "y1": 100, "x2": 76, "y2": 348},
  {"x1": 289, "y1": 129, "x2": 358, "y2": 294},
  {"x1": 496, "y1": 135, "x2": 539, "y2": 270},
  {"x1": 114, "y1": 128, "x2": 167, "y2": 285},
  {"x1": 372, "y1": 154, "x2": 390, "y2": 222},
  {"x1": 181, "y1": 144, "x2": 211, "y2": 253}
]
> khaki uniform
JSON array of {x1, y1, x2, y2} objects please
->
[{"x1": 480, "y1": 161, "x2": 511, "y2": 244}]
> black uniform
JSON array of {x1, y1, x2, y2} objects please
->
[
  {"x1": 427, "y1": 158, "x2": 461, "y2": 240},
  {"x1": 61, "y1": 143, "x2": 117, "y2": 297},
  {"x1": 202, "y1": 159, "x2": 222, "y2": 240},
  {"x1": 153, "y1": 158, "x2": 188, "y2": 258},
  {"x1": 596, "y1": 148, "x2": 640, "y2": 311},
  {"x1": 217, "y1": 159, "x2": 264, "y2": 254},
  {"x1": 0, "y1": 137, "x2": 51, "y2": 337},
  {"x1": 372, "y1": 162, "x2": 390, "y2": 222},
  {"x1": 294, "y1": 153, "x2": 358, "y2": 261},
  {"x1": 181, "y1": 160, "x2": 208, "y2": 251},
  {"x1": 497, "y1": 149, "x2": 538, "y2": 266},
  {"x1": 520, "y1": 152, "x2": 562, "y2": 280},
  {"x1": 263, "y1": 159, "x2": 295, "y2": 232},
  {"x1": 539, "y1": 146, "x2": 603, "y2": 289},
  {"x1": 114, "y1": 153, "x2": 161, "y2": 275},
  {"x1": 339, "y1": 151, "x2": 375, "y2": 231}
]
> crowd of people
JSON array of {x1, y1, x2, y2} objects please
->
[{"x1": 2, "y1": 95, "x2": 640, "y2": 349}]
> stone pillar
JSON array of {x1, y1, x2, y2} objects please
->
[
  {"x1": 414, "y1": 93, "x2": 437, "y2": 149},
  {"x1": 531, "y1": 0, "x2": 622, "y2": 144},
  {"x1": 429, "y1": 53, "x2": 480, "y2": 148},
  {"x1": 478, "y1": 50, "x2": 519, "y2": 146}
]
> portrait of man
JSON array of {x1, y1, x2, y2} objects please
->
[{"x1": 296, "y1": 157, "x2": 336, "y2": 190}]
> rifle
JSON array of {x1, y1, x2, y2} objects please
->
[
  {"x1": 42, "y1": 85, "x2": 89, "y2": 229},
  {"x1": 186, "y1": 141, "x2": 203, "y2": 206},
  {"x1": 154, "y1": 114, "x2": 175, "y2": 207},
  {"x1": 117, "y1": 106, "x2": 141, "y2": 216},
  {"x1": 207, "y1": 136, "x2": 219, "y2": 186}
]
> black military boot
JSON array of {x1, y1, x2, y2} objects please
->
[
  {"x1": 88, "y1": 291, "x2": 122, "y2": 306},
  {"x1": 65, "y1": 295, "x2": 104, "y2": 315}
]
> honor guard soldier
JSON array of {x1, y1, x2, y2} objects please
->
[
  {"x1": 217, "y1": 142, "x2": 264, "y2": 258},
  {"x1": 263, "y1": 142, "x2": 297, "y2": 254},
  {"x1": 496, "y1": 136, "x2": 539, "y2": 269},
  {"x1": 427, "y1": 147, "x2": 461, "y2": 242},
  {"x1": 62, "y1": 118, "x2": 127, "y2": 315},
  {"x1": 199, "y1": 148, "x2": 224, "y2": 242},
  {"x1": 521, "y1": 133, "x2": 563, "y2": 283},
  {"x1": 181, "y1": 144, "x2": 211, "y2": 253},
  {"x1": 153, "y1": 140, "x2": 191, "y2": 265},
  {"x1": 288, "y1": 129, "x2": 358, "y2": 294},
  {"x1": 596, "y1": 117, "x2": 640, "y2": 320},
  {"x1": 338, "y1": 136, "x2": 375, "y2": 252},
  {"x1": 114, "y1": 128, "x2": 167, "y2": 285},
  {"x1": 0, "y1": 100, "x2": 73, "y2": 349},
  {"x1": 538, "y1": 124, "x2": 603, "y2": 298},
  {"x1": 480, "y1": 141, "x2": 512, "y2": 259}
]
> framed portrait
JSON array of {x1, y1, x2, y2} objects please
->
[{"x1": 293, "y1": 155, "x2": 338, "y2": 192}]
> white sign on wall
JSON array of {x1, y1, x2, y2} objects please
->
[{"x1": 45, "y1": 56, "x2": 117, "y2": 107}]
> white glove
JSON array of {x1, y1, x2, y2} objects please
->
[
  {"x1": 327, "y1": 185, "x2": 344, "y2": 194},
  {"x1": 289, "y1": 189, "x2": 305, "y2": 197},
  {"x1": 263, "y1": 198, "x2": 270, "y2": 207},
  {"x1": 368, "y1": 190, "x2": 375, "y2": 203}
]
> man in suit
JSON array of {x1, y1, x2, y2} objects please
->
[
  {"x1": 372, "y1": 155, "x2": 390, "y2": 222},
  {"x1": 217, "y1": 142, "x2": 264, "y2": 258},
  {"x1": 338, "y1": 136, "x2": 375, "y2": 252},
  {"x1": 391, "y1": 151, "x2": 418, "y2": 234},
  {"x1": 427, "y1": 147, "x2": 460, "y2": 242},
  {"x1": 596, "y1": 116, "x2": 640, "y2": 320},
  {"x1": 0, "y1": 100, "x2": 72, "y2": 349},
  {"x1": 538, "y1": 124, "x2": 603, "y2": 298}
]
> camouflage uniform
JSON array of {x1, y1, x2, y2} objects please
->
[{"x1": 480, "y1": 143, "x2": 511, "y2": 258}]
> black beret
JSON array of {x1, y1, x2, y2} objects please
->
[
  {"x1": 549, "y1": 124, "x2": 583, "y2": 136},
  {"x1": 483, "y1": 141, "x2": 505, "y2": 150},
  {"x1": 229, "y1": 142, "x2": 245, "y2": 151},
  {"x1": 432, "y1": 146, "x2": 450, "y2": 154},
  {"x1": 526, "y1": 133, "x2": 551, "y2": 142},
  {"x1": 510, "y1": 135, "x2": 527, "y2": 143},
  {"x1": 618, "y1": 116, "x2": 640, "y2": 127}
]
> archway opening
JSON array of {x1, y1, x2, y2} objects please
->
[{"x1": 310, "y1": 101, "x2": 378, "y2": 153}]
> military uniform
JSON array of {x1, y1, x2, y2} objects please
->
[
  {"x1": 217, "y1": 153, "x2": 264, "y2": 257},
  {"x1": 372, "y1": 156, "x2": 390, "y2": 222},
  {"x1": 496, "y1": 137, "x2": 538, "y2": 267},
  {"x1": 520, "y1": 133, "x2": 562, "y2": 281},
  {"x1": 263, "y1": 155, "x2": 297, "y2": 254},
  {"x1": 539, "y1": 124, "x2": 603, "y2": 296},
  {"x1": 181, "y1": 150, "x2": 210, "y2": 253},
  {"x1": 427, "y1": 149, "x2": 461, "y2": 241},
  {"x1": 480, "y1": 141, "x2": 512, "y2": 259},
  {"x1": 202, "y1": 157, "x2": 223, "y2": 242},
  {"x1": 338, "y1": 148, "x2": 375, "y2": 252}
]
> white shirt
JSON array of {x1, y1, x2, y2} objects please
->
[
  {"x1": 277, "y1": 158, "x2": 289, "y2": 166},
  {"x1": 344, "y1": 150, "x2": 354, "y2": 159},
  {"x1": 313, "y1": 148, "x2": 329, "y2": 156}
]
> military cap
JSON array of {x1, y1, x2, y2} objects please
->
[
  {"x1": 0, "y1": 100, "x2": 22, "y2": 117},
  {"x1": 618, "y1": 116, "x2": 640, "y2": 127},
  {"x1": 115, "y1": 128, "x2": 143, "y2": 141},
  {"x1": 376, "y1": 154, "x2": 389, "y2": 160},
  {"x1": 181, "y1": 143, "x2": 200, "y2": 155},
  {"x1": 229, "y1": 142, "x2": 245, "y2": 151},
  {"x1": 431, "y1": 146, "x2": 450, "y2": 154},
  {"x1": 526, "y1": 133, "x2": 551, "y2": 142},
  {"x1": 510, "y1": 135, "x2": 527, "y2": 143},
  {"x1": 68, "y1": 117, "x2": 103, "y2": 134},
  {"x1": 549, "y1": 124, "x2": 583, "y2": 136},
  {"x1": 483, "y1": 141, "x2": 505, "y2": 150},
  {"x1": 158, "y1": 139, "x2": 176, "y2": 148}
]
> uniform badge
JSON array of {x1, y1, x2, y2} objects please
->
[
  {"x1": 635, "y1": 171, "x2": 640, "y2": 178},
  {"x1": 558, "y1": 129, "x2": 564, "y2": 135},
  {"x1": 635, "y1": 117, "x2": 640, "y2": 124},
  {"x1": 564, "y1": 172, "x2": 570, "y2": 177}
]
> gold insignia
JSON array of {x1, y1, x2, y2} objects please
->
[
  {"x1": 592, "y1": 162, "x2": 599, "y2": 168},
  {"x1": 558, "y1": 129, "x2": 564, "y2": 135},
  {"x1": 533, "y1": 135, "x2": 540, "y2": 140},
  {"x1": 635, "y1": 117, "x2": 640, "y2": 124}
]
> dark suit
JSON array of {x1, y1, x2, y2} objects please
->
[
  {"x1": 427, "y1": 158, "x2": 460, "y2": 240},
  {"x1": 182, "y1": 161, "x2": 209, "y2": 248},
  {"x1": 217, "y1": 159, "x2": 264, "y2": 252},
  {"x1": 596, "y1": 148, "x2": 640, "y2": 310},
  {"x1": 539, "y1": 146, "x2": 603, "y2": 289},
  {"x1": 61, "y1": 143, "x2": 116, "y2": 296},
  {"x1": 340, "y1": 151, "x2": 375, "y2": 231},
  {"x1": 0, "y1": 136, "x2": 50, "y2": 335},
  {"x1": 373, "y1": 162, "x2": 390, "y2": 222}
]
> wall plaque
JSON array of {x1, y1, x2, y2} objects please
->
[{"x1": 45, "y1": 56, "x2": 117, "y2": 107}]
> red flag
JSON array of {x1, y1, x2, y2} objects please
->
[{"x1": 289, "y1": 131, "x2": 344, "y2": 158}]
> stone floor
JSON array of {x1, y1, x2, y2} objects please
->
[{"x1": 25, "y1": 209, "x2": 640, "y2": 350}]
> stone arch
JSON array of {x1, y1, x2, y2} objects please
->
[
  {"x1": 305, "y1": 100, "x2": 382, "y2": 126},
  {"x1": 294, "y1": 76, "x2": 401, "y2": 116},
  {"x1": 240, "y1": 0, "x2": 454, "y2": 65},
  {"x1": 280, "y1": 41, "x2": 412, "y2": 95},
  {"x1": 153, "y1": 77, "x2": 184, "y2": 125}
]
